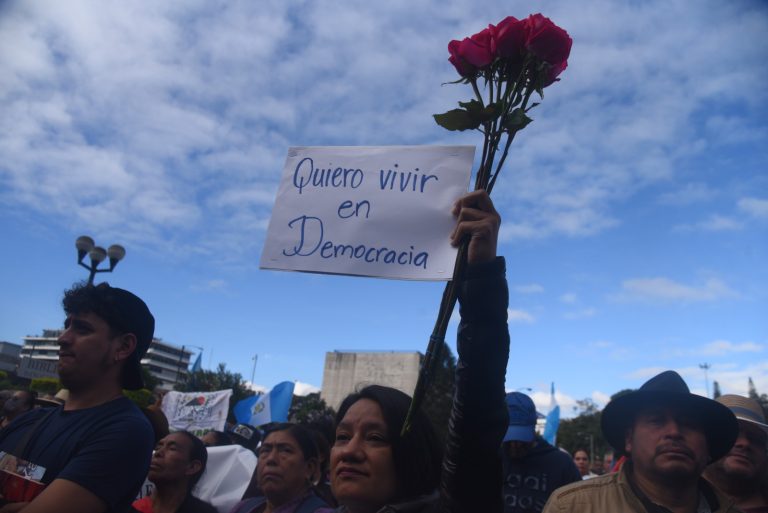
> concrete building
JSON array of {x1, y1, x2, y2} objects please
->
[
  {"x1": 21, "y1": 330, "x2": 191, "y2": 391},
  {"x1": 142, "y1": 339, "x2": 193, "y2": 391},
  {"x1": 0, "y1": 341, "x2": 22, "y2": 373},
  {"x1": 320, "y1": 351, "x2": 421, "y2": 411},
  {"x1": 21, "y1": 330, "x2": 62, "y2": 362}
]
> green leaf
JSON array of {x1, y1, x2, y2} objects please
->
[
  {"x1": 503, "y1": 107, "x2": 533, "y2": 132},
  {"x1": 434, "y1": 109, "x2": 481, "y2": 131}
]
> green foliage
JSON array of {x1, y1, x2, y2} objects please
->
[
  {"x1": 124, "y1": 388, "x2": 154, "y2": 408},
  {"x1": 502, "y1": 107, "x2": 533, "y2": 131},
  {"x1": 176, "y1": 363, "x2": 255, "y2": 423},
  {"x1": 420, "y1": 343, "x2": 457, "y2": 444},
  {"x1": 289, "y1": 392, "x2": 335, "y2": 424},
  {"x1": 557, "y1": 400, "x2": 608, "y2": 461},
  {"x1": 433, "y1": 101, "x2": 502, "y2": 131},
  {"x1": 748, "y1": 377, "x2": 768, "y2": 419},
  {"x1": 30, "y1": 377, "x2": 60, "y2": 396},
  {"x1": 0, "y1": 371, "x2": 11, "y2": 391},
  {"x1": 141, "y1": 366, "x2": 161, "y2": 391}
]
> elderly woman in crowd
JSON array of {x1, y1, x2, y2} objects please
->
[
  {"x1": 329, "y1": 190, "x2": 510, "y2": 513},
  {"x1": 231, "y1": 423, "x2": 332, "y2": 513}
]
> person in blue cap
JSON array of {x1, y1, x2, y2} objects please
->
[{"x1": 501, "y1": 391, "x2": 581, "y2": 513}]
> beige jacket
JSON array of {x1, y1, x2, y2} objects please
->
[{"x1": 542, "y1": 463, "x2": 740, "y2": 513}]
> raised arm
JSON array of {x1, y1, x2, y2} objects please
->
[{"x1": 441, "y1": 190, "x2": 509, "y2": 513}]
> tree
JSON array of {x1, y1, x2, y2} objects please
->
[
  {"x1": 748, "y1": 377, "x2": 768, "y2": 419},
  {"x1": 30, "y1": 377, "x2": 60, "y2": 396},
  {"x1": 557, "y1": 399, "x2": 608, "y2": 461},
  {"x1": 713, "y1": 380, "x2": 721, "y2": 399},
  {"x1": 289, "y1": 392, "x2": 335, "y2": 424},
  {"x1": 176, "y1": 363, "x2": 256, "y2": 423},
  {"x1": 420, "y1": 343, "x2": 457, "y2": 444},
  {"x1": 140, "y1": 365, "x2": 161, "y2": 391}
]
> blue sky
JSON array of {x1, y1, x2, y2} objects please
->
[{"x1": 1, "y1": 0, "x2": 766, "y2": 416}]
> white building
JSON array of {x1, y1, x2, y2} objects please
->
[
  {"x1": 142, "y1": 339, "x2": 193, "y2": 391},
  {"x1": 21, "y1": 330, "x2": 191, "y2": 391}
]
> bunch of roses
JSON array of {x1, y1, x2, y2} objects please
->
[
  {"x1": 405, "y1": 14, "x2": 572, "y2": 433},
  {"x1": 448, "y1": 14, "x2": 572, "y2": 87}
]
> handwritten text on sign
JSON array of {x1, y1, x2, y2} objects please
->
[{"x1": 260, "y1": 146, "x2": 474, "y2": 280}]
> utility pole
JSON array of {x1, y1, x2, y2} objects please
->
[
  {"x1": 251, "y1": 354, "x2": 258, "y2": 385},
  {"x1": 699, "y1": 363, "x2": 711, "y2": 397}
]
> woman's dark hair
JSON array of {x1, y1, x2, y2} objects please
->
[
  {"x1": 335, "y1": 385, "x2": 443, "y2": 501},
  {"x1": 174, "y1": 430, "x2": 208, "y2": 488},
  {"x1": 574, "y1": 447, "x2": 590, "y2": 458},
  {"x1": 262, "y1": 423, "x2": 319, "y2": 461}
]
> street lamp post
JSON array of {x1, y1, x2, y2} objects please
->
[{"x1": 75, "y1": 236, "x2": 126, "y2": 285}]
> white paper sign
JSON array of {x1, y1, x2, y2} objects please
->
[
  {"x1": 160, "y1": 390, "x2": 232, "y2": 434},
  {"x1": 260, "y1": 146, "x2": 474, "y2": 280}
]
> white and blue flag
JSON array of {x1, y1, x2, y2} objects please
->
[
  {"x1": 234, "y1": 381, "x2": 295, "y2": 427},
  {"x1": 542, "y1": 382, "x2": 560, "y2": 446}
]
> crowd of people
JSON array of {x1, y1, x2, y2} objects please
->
[{"x1": 0, "y1": 191, "x2": 765, "y2": 513}]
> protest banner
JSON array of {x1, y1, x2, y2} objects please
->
[
  {"x1": 260, "y1": 146, "x2": 474, "y2": 280},
  {"x1": 161, "y1": 390, "x2": 232, "y2": 435}
]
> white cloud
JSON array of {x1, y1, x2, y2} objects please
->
[
  {"x1": 616, "y1": 277, "x2": 737, "y2": 303},
  {"x1": 244, "y1": 381, "x2": 267, "y2": 394},
  {"x1": 1, "y1": 0, "x2": 764, "y2": 262},
  {"x1": 657, "y1": 182, "x2": 716, "y2": 206},
  {"x1": 592, "y1": 391, "x2": 611, "y2": 407},
  {"x1": 514, "y1": 283, "x2": 545, "y2": 294},
  {"x1": 507, "y1": 309, "x2": 535, "y2": 324},
  {"x1": 294, "y1": 381, "x2": 321, "y2": 396},
  {"x1": 564, "y1": 308, "x2": 597, "y2": 320},
  {"x1": 738, "y1": 197, "x2": 768, "y2": 219},
  {"x1": 700, "y1": 340, "x2": 763, "y2": 356},
  {"x1": 674, "y1": 214, "x2": 743, "y2": 232},
  {"x1": 560, "y1": 293, "x2": 577, "y2": 304}
]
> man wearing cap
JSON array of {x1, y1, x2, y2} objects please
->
[
  {"x1": 542, "y1": 370, "x2": 741, "y2": 513},
  {"x1": 502, "y1": 392, "x2": 581, "y2": 513},
  {"x1": 704, "y1": 394, "x2": 768, "y2": 512},
  {"x1": 0, "y1": 282, "x2": 155, "y2": 513}
]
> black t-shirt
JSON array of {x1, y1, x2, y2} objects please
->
[{"x1": 0, "y1": 396, "x2": 154, "y2": 512}]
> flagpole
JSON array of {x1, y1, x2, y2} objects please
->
[{"x1": 251, "y1": 354, "x2": 258, "y2": 385}]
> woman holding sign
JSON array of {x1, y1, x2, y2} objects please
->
[{"x1": 330, "y1": 191, "x2": 509, "y2": 513}]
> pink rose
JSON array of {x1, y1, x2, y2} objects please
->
[
  {"x1": 448, "y1": 27, "x2": 494, "y2": 77},
  {"x1": 490, "y1": 16, "x2": 527, "y2": 59},
  {"x1": 524, "y1": 13, "x2": 572, "y2": 66}
]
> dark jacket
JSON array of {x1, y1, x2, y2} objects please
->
[
  {"x1": 336, "y1": 257, "x2": 510, "y2": 513},
  {"x1": 502, "y1": 437, "x2": 581, "y2": 512}
]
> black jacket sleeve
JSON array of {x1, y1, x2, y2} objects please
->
[{"x1": 439, "y1": 257, "x2": 510, "y2": 513}]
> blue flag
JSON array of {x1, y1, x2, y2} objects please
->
[
  {"x1": 542, "y1": 382, "x2": 560, "y2": 446},
  {"x1": 234, "y1": 381, "x2": 295, "y2": 427},
  {"x1": 191, "y1": 353, "x2": 202, "y2": 373}
]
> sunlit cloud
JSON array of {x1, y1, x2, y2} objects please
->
[
  {"x1": 615, "y1": 277, "x2": 738, "y2": 303},
  {"x1": 507, "y1": 309, "x2": 536, "y2": 324}
]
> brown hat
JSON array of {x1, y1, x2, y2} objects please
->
[{"x1": 716, "y1": 394, "x2": 768, "y2": 433}]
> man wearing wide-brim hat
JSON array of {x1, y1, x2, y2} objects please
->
[
  {"x1": 543, "y1": 370, "x2": 741, "y2": 513},
  {"x1": 704, "y1": 394, "x2": 768, "y2": 512}
]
